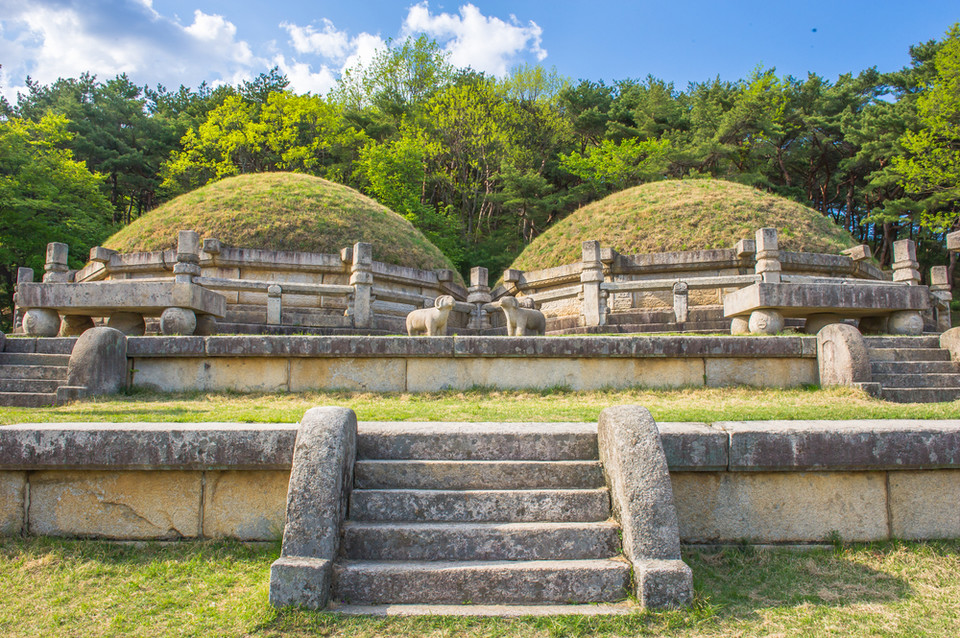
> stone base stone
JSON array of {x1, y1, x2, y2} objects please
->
[
  {"x1": 888, "y1": 310, "x2": 923, "y2": 336},
  {"x1": 269, "y1": 556, "x2": 332, "y2": 609},
  {"x1": 195, "y1": 314, "x2": 218, "y2": 336},
  {"x1": 857, "y1": 316, "x2": 888, "y2": 334},
  {"x1": 59, "y1": 314, "x2": 95, "y2": 337},
  {"x1": 23, "y1": 308, "x2": 60, "y2": 337},
  {"x1": 804, "y1": 313, "x2": 844, "y2": 335},
  {"x1": 107, "y1": 312, "x2": 146, "y2": 336},
  {"x1": 730, "y1": 316, "x2": 749, "y2": 335},
  {"x1": 160, "y1": 307, "x2": 197, "y2": 335},
  {"x1": 633, "y1": 559, "x2": 693, "y2": 609},
  {"x1": 748, "y1": 309, "x2": 784, "y2": 335}
]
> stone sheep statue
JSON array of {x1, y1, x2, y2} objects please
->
[
  {"x1": 496, "y1": 295, "x2": 546, "y2": 336},
  {"x1": 406, "y1": 295, "x2": 456, "y2": 336}
]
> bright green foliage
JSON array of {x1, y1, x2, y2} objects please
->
[
  {"x1": 560, "y1": 137, "x2": 670, "y2": 193},
  {"x1": 0, "y1": 115, "x2": 114, "y2": 316},
  {"x1": 896, "y1": 24, "x2": 960, "y2": 231}
]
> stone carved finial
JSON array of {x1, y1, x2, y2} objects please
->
[
  {"x1": 892, "y1": 239, "x2": 921, "y2": 285},
  {"x1": 43, "y1": 242, "x2": 70, "y2": 282},
  {"x1": 174, "y1": 230, "x2": 202, "y2": 283},
  {"x1": 754, "y1": 228, "x2": 780, "y2": 283},
  {"x1": 406, "y1": 295, "x2": 455, "y2": 336},
  {"x1": 496, "y1": 295, "x2": 546, "y2": 336}
]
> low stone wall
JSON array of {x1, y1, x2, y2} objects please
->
[
  {"x1": 2, "y1": 420, "x2": 958, "y2": 543},
  {"x1": 122, "y1": 335, "x2": 819, "y2": 392}
]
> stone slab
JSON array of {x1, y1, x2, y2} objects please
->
[
  {"x1": 0, "y1": 472, "x2": 25, "y2": 535},
  {"x1": 28, "y1": 470, "x2": 201, "y2": 538},
  {"x1": 671, "y1": 471, "x2": 888, "y2": 542},
  {"x1": 327, "y1": 602, "x2": 638, "y2": 616},
  {"x1": 132, "y1": 357, "x2": 290, "y2": 391},
  {"x1": 722, "y1": 420, "x2": 960, "y2": 470},
  {"x1": 657, "y1": 423, "x2": 728, "y2": 471},
  {"x1": 704, "y1": 358, "x2": 817, "y2": 387},
  {"x1": 289, "y1": 358, "x2": 405, "y2": 392},
  {"x1": 203, "y1": 470, "x2": 289, "y2": 540},
  {"x1": 888, "y1": 470, "x2": 960, "y2": 539},
  {"x1": 17, "y1": 281, "x2": 226, "y2": 317},
  {"x1": 724, "y1": 282, "x2": 930, "y2": 318}
]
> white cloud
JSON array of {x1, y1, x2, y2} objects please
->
[
  {"x1": 276, "y1": 20, "x2": 386, "y2": 95},
  {"x1": 273, "y1": 55, "x2": 338, "y2": 95},
  {"x1": 401, "y1": 2, "x2": 547, "y2": 76},
  {"x1": 282, "y1": 19, "x2": 350, "y2": 59}
]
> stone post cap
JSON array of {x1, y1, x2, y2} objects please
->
[
  {"x1": 931, "y1": 265, "x2": 950, "y2": 288},
  {"x1": 202, "y1": 238, "x2": 221, "y2": 254},
  {"x1": 948, "y1": 230, "x2": 960, "y2": 252},
  {"x1": 582, "y1": 240, "x2": 602, "y2": 263},
  {"x1": 16, "y1": 267, "x2": 34, "y2": 283},
  {"x1": 600, "y1": 247, "x2": 616, "y2": 264},
  {"x1": 340, "y1": 246, "x2": 353, "y2": 263},
  {"x1": 46, "y1": 242, "x2": 69, "y2": 265},
  {"x1": 735, "y1": 239, "x2": 756, "y2": 258},
  {"x1": 893, "y1": 239, "x2": 917, "y2": 264},
  {"x1": 177, "y1": 230, "x2": 201, "y2": 257},
  {"x1": 755, "y1": 228, "x2": 778, "y2": 252},
  {"x1": 267, "y1": 284, "x2": 282, "y2": 296},
  {"x1": 503, "y1": 269, "x2": 522, "y2": 283},
  {"x1": 841, "y1": 244, "x2": 872, "y2": 261},
  {"x1": 673, "y1": 281, "x2": 689, "y2": 294},
  {"x1": 352, "y1": 242, "x2": 372, "y2": 267},
  {"x1": 89, "y1": 246, "x2": 117, "y2": 263},
  {"x1": 436, "y1": 269, "x2": 454, "y2": 283},
  {"x1": 470, "y1": 266, "x2": 489, "y2": 288}
]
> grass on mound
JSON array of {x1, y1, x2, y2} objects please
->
[
  {"x1": 2, "y1": 386, "x2": 959, "y2": 425},
  {"x1": 1, "y1": 537, "x2": 958, "y2": 637},
  {"x1": 103, "y1": 172, "x2": 461, "y2": 282},
  {"x1": 510, "y1": 179, "x2": 859, "y2": 272}
]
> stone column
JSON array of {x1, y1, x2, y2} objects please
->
[
  {"x1": 892, "y1": 239, "x2": 921, "y2": 285},
  {"x1": 672, "y1": 281, "x2": 689, "y2": 324},
  {"x1": 754, "y1": 228, "x2": 781, "y2": 283},
  {"x1": 43, "y1": 242, "x2": 70, "y2": 282},
  {"x1": 930, "y1": 265, "x2": 952, "y2": 332},
  {"x1": 467, "y1": 266, "x2": 492, "y2": 330},
  {"x1": 267, "y1": 284, "x2": 282, "y2": 325},
  {"x1": 174, "y1": 230, "x2": 201, "y2": 284},
  {"x1": 13, "y1": 267, "x2": 33, "y2": 333},
  {"x1": 350, "y1": 242, "x2": 373, "y2": 329},
  {"x1": 581, "y1": 240, "x2": 606, "y2": 327}
]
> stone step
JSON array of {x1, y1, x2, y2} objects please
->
[
  {"x1": 871, "y1": 360, "x2": 960, "y2": 374},
  {"x1": 0, "y1": 392, "x2": 58, "y2": 407},
  {"x1": 341, "y1": 521, "x2": 621, "y2": 561},
  {"x1": 0, "y1": 378, "x2": 61, "y2": 393},
  {"x1": 874, "y1": 373, "x2": 960, "y2": 389},
  {"x1": 332, "y1": 559, "x2": 631, "y2": 605},
  {"x1": 881, "y1": 387, "x2": 960, "y2": 403},
  {"x1": 863, "y1": 336, "x2": 942, "y2": 349},
  {"x1": 3, "y1": 337, "x2": 77, "y2": 355},
  {"x1": 357, "y1": 423, "x2": 598, "y2": 461},
  {"x1": 354, "y1": 460, "x2": 605, "y2": 490},
  {"x1": 0, "y1": 364, "x2": 68, "y2": 380},
  {"x1": 0, "y1": 352, "x2": 71, "y2": 366},
  {"x1": 349, "y1": 488, "x2": 610, "y2": 523},
  {"x1": 868, "y1": 348, "x2": 951, "y2": 362}
]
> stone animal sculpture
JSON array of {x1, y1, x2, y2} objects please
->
[
  {"x1": 496, "y1": 295, "x2": 546, "y2": 336},
  {"x1": 406, "y1": 295, "x2": 456, "y2": 336}
]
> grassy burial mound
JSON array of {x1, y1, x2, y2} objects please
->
[
  {"x1": 103, "y1": 172, "x2": 460, "y2": 278},
  {"x1": 510, "y1": 179, "x2": 859, "y2": 271}
]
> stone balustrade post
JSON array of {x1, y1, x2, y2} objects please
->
[
  {"x1": 892, "y1": 239, "x2": 921, "y2": 285},
  {"x1": 43, "y1": 242, "x2": 70, "y2": 283},
  {"x1": 754, "y1": 228, "x2": 780, "y2": 283},
  {"x1": 467, "y1": 266, "x2": 492, "y2": 330},
  {"x1": 673, "y1": 281, "x2": 689, "y2": 324},
  {"x1": 581, "y1": 240, "x2": 606, "y2": 327},
  {"x1": 349, "y1": 242, "x2": 373, "y2": 328},
  {"x1": 930, "y1": 265, "x2": 952, "y2": 332},
  {"x1": 267, "y1": 284, "x2": 282, "y2": 325},
  {"x1": 13, "y1": 267, "x2": 34, "y2": 332},
  {"x1": 174, "y1": 230, "x2": 202, "y2": 284}
]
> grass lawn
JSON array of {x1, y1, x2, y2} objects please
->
[
  {"x1": 2, "y1": 385, "x2": 959, "y2": 425},
  {"x1": 1, "y1": 538, "x2": 958, "y2": 637}
]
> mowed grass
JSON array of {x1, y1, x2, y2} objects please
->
[
  {"x1": 2, "y1": 385, "x2": 959, "y2": 425},
  {"x1": 1, "y1": 537, "x2": 958, "y2": 637}
]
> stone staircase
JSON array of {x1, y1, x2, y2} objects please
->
[
  {"x1": 866, "y1": 336, "x2": 960, "y2": 403},
  {"x1": 331, "y1": 423, "x2": 631, "y2": 606},
  {"x1": 0, "y1": 351, "x2": 86, "y2": 407}
]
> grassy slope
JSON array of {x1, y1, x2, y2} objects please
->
[
  {"x1": 1, "y1": 538, "x2": 958, "y2": 637},
  {"x1": 511, "y1": 179, "x2": 859, "y2": 271},
  {"x1": 104, "y1": 173, "x2": 462, "y2": 283}
]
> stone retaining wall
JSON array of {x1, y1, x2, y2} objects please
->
[{"x1": 2, "y1": 420, "x2": 958, "y2": 543}]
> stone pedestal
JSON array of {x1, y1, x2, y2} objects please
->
[
  {"x1": 467, "y1": 267, "x2": 492, "y2": 330},
  {"x1": 930, "y1": 266, "x2": 952, "y2": 332}
]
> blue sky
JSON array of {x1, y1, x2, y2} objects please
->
[{"x1": 1, "y1": 1, "x2": 957, "y2": 101}]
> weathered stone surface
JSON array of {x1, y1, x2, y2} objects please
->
[
  {"x1": 405, "y1": 295, "x2": 455, "y2": 336},
  {"x1": 28, "y1": 470, "x2": 201, "y2": 538},
  {"x1": 270, "y1": 557, "x2": 332, "y2": 610},
  {"x1": 722, "y1": 420, "x2": 960, "y2": 470},
  {"x1": 729, "y1": 316, "x2": 749, "y2": 335},
  {"x1": 106, "y1": 312, "x2": 145, "y2": 336},
  {"x1": 353, "y1": 459, "x2": 604, "y2": 490},
  {"x1": 705, "y1": 358, "x2": 816, "y2": 387},
  {"x1": 131, "y1": 357, "x2": 289, "y2": 392},
  {"x1": 0, "y1": 422, "x2": 297, "y2": 470},
  {"x1": 22, "y1": 308, "x2": 59, "y2": 337},
  {"x1": 888, "y1": 310, "x2": 923, "y2": 336},
  {"x1": 0, "y1": 472, "x2": 25, "y2": 535},
  {"x1": 657, "y1": 422, "x2": 728, "y2": 470},
  {"x1": 67, "y1": 327, "x2": 127, "y2": 396},
  {"x1": 671, "y1": 471, "x2": 888, "y2": 542},
  {"x1": 270, "y1": 407, "x2": 357, "y2": 608},
  {"x1": 127, "y1": 336, "x2": 206, "y2": 356},
  {"x1": 203, "y1": 470, "x2": 288, "y2": 540},
  {"x1": 748, "y1": 309, "x2": 784, "y2": 334},
  {"x1": 817, "y1": 323, "x2": 871, "y2": 387},
  {"x1": 724, "y1": 282, "x2": 930, "y2": 318},
  {"x1": 204, "y1": 335, "x2": 454, "y2": 357},
  {"x1": 803, "y1": 313, "x2": 844, "y2": 334},
  {"x1": 888, "y1": 470, "x2": 960, "y2": 539},
  {"x1": 496, "y1": 296, "x2": 546, "y2": 336},
  {"x1": 597, "y1": 405, "x2": 691, "y2": 608},
  {"x1": 940, "y1": 327, "x2": 960, "y2": 362},
  {"x1": 160, "y1": 307, "x2": 197, "y2": 335},
  {"x1": 17, "y1": 281, "x2": 226, "y2": 318},
  {"x1": 195, "y1": 314, "x2": 218, "y2": 336},
  {"x1": 59, "y1": 314, "x2": 95, "y2": 336},
  {"x1": 289, "y1": 358, "x2": 405, "y2": 392}
]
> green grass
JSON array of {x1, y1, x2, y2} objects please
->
[
  {"x1": 510, "y1": 179, "x2": 859, "y2": 272},
  {"x1": 1, "y1": 538, "x2": 958, "y2": 637},
  {"x1": 2, "y1": 386, "x2": 959, "y2": 424},
  {"x1": 102, "y1": 172, "x2": 462, "y2": 283}
]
